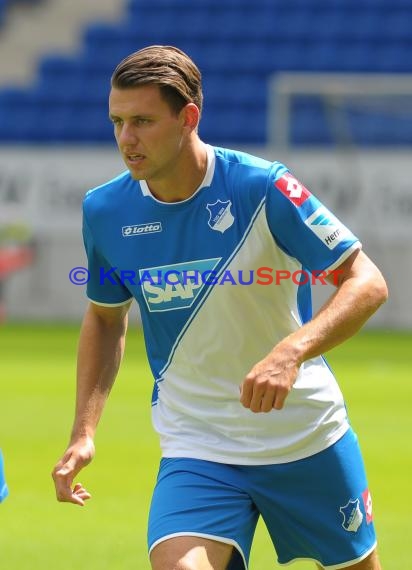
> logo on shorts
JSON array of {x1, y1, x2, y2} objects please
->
[
  {"x1": 206, "y1": 200, "x2": 234, "y2": 233},
  {"x1": 340, "y1": 498, "x2": 364, "y2": 532},
  {"x1": 362, "y1": 489, "x2": 373, "y2": 524}
]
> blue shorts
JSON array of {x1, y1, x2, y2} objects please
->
[
  {"x1": 148, "y1": 428, "x2": 377, "y2": 569},
  {"x1": 0, "y1": 449, "x2": 8, "y2": 503}
]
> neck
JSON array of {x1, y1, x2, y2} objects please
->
[{"x1": 147, "y1": 138, "x2": 208, "y2": 203}]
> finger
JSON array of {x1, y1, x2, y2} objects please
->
[
  {"x1": 53, "y1": 458, "x2": 79, "y2": 501},
  {"x1": 55, "y1": 455, "x2": 78, "y2": 478},
  {"x1": 249, "y1": 383, "x2": 269, "y2": 413},
  {"x1": 72, "y1": 483, "x2": 92, "y2": 504},
  {"x1": 272, "y1": 386, "x2": 289, "y2": 410},
  {"x1": 54, "y1": 478, "x2": 76, "y2": 503},
  {"x1": 260, "y1": 387, "x2": 277, "y2": 413},
  {"x1": 67, "y1": 491, "x2": 88, "y2": 506},
  {"x1": 76, "y1": 492, "x2": 92, "y2": 502},
  {"x1": 69, "y1": 493, "x2": 87, "y2": 506},
  {"x1": 56, "y1": 483, "x2": 91, "y2": 506},
  {"x1": 55, "y1": 483, "x2": 82, "y2": 504},
  {"x1": 51, "y1": 457, "x2": 68, "y2": 479},
  {"x1": 239, "y1": 376, "x2": 254, "y2": 408}
]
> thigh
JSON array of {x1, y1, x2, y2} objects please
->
[
  {"x1": 340, "y1": 548, "x2": 381, "y2": 570},
  {"x1": 247, "y1": 429, "x2": 378, "y2": 568},
  {"x1": 148, "y1": 458, "x2": 259, "y2": 569},
  {"x1": 316, "y1": 548, "x2": 381, "y2": 569},
  {"x1": 150, "y1": 535, "x2": 234, "y2": 570}
]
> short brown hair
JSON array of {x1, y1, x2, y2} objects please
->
[{"x1": 111, "y1": 45, "x2": 203, "y2": 116}]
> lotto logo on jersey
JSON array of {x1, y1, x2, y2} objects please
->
[
  {"x1": 140, "y1": 258, "x2": 221, "y2": 312},
  {"x1": 274, "y1": 173, "x2": 311, "y2": 207},
  {"x1": 304, "y1": 206, "x2": 353, "y2": 250},
  {"x1": 122, "y1": 222, "x2": 162, "y2": 237}
]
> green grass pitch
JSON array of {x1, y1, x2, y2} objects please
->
[{"x1": 0, "y1": 323, "x2": 410, "y2": 568}]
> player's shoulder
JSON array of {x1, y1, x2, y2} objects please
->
[
  {"x1": 213, "y1": 146, "x2": 288, "y2": 186},
  {"x1": 83, "y1": 170, "x2": 134, "y2": 214}
]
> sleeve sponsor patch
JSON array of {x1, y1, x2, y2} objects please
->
[
  {"x1": 304, "y1": 206, "x2": 353, "y2": 250},
  {"x1": 274, "y1": 173, "x2": 311, "y2": 207}
]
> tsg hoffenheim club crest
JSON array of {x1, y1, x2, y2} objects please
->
[
  {"x1": 206, "y1": 200, "x2": 234, "y2": 233},
  {"x1": 339, "y1": 498, "x2": 364, "y2": 532}
]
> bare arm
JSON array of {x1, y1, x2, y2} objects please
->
[
  {"x1": 52, "y1": 300, "x2": 132, "y2": 505},
  {"x1": 240, "y1": 249, "x2": 388, "y2": 413}
]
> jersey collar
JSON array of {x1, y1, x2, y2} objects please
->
[{"x1": 138, "y1": 144, "x2": 216, "y2": 202}]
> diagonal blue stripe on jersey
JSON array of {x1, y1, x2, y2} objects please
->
[{"x1": 156, "y1": 196, "x2": 266, "y2": 384}]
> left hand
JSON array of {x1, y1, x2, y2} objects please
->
[
  {"x1": 51, "y1": 436, "x2": 94, "y2": 506},
  {"x1": 240, "y1": 347, "x2": 301, "y2": 412}
]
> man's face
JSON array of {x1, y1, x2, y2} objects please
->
[{"x1": 109, "y1": 84, "x2": 187, "y2": 182}]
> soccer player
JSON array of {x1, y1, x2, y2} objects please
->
[
  {"x1": 0, "y1": 449, "x2": 8, "y2": 502},
  {"x1": 52, "y1": 46, "x2": 387, "y2": 570}
]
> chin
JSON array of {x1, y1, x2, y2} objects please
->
[{"x1": 129, "y1": 171, "x2": 145, "y2": 180}]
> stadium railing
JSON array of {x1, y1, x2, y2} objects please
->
[{"x1": 268, "y1": 72, "x2": 412, "y2": 149}]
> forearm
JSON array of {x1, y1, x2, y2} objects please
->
[
  {"x1": 277, "y1": 253, "x2": 388, "y2": 365},
  {"x1": 281, "y1": 277, "x2": 386, "y2": 365},
  {"x1": 70, "y1": 303, "x2": 129, "y2": 442}
]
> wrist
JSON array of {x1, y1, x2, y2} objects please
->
[
  {"x1": 273, "y1": 335, "x2": 307, "y2": 367},
  {"x1": 70, "y1": 426, "x2": 95, "y2": 443}
]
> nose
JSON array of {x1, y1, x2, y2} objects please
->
[{"x1": 117, "y1": 122, "x2": 138, "y2": 146}]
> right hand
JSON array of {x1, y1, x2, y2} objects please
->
[{"x1": 52, "y1": 436, "x2": 95, "y2": 506}]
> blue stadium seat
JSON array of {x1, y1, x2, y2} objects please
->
[
  {"x1": 0, "y1": 88, "x2": 43, "y2": 142},
  {"x1": 379, "y1": 10, "x2": 412, "y2": 41},
  {"x1": 200, "y1": 104, "x2": 266, "y2": 145},
  {"x1": 83, "y1": 22, "x2": 125, "y2": 50},
  {"x1": 128, "y1": 0, "x2": 278, "y2": 10},
  {"x1": 265, "y1": 42, "x2": 313, "y2": 72},
  {"x1": 204, "y1": 74, "x2": 267, "y2": 108},
  {"x1": 370, "y1": 41, "x2": 412, "y2": 73},
  {"x1": 294, "y1": 42, "x2": 342, "y2": 72},
  {"x1": 309, "y1": 8, "x2": 382, "y2": 42},
  {"x1": 290, "y1": 97, "x2": 334, "y2": 146},
  {"x1": 331, "y1": 42, "x2": 377, "y2": 72},
  {"x1": 206, "y1": 7, "x2": 277, "y2": 42},
  {"x1": 348, "y1": 108, "x2": 412, "y2": 146}
]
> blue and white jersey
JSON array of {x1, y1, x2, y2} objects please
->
[{"x1": 83, "y1": 145, "x2": 360, "y2": 464}]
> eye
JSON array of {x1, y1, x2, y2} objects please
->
[
  {"x1": 110, "y1": 117, "x2": 123, "y2": 126},
  {"x1": 135, "y1": 117, "x2": 152, "y2": 125}
]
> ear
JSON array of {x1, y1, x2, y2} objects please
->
[{"x1": 181, "y1": 103, "x2": 200, "y2": 132}]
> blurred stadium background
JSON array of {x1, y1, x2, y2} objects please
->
[{"x1": 0, "y1": 1, "x2": 411, "y2": 569}]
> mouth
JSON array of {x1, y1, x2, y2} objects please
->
[{"x1": 125, "y1": 153, "x2": 146, "y2": 165}]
